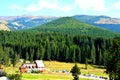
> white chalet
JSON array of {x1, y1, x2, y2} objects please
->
[{"x1": 19, "y1": 60, "x2": 44, "y2": 73}]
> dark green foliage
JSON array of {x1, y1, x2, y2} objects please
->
[
  {"x1": 85, "y1": 57, "x2": 88, "y2": 69},
  {"x1": 31, "y1": 70, "x2": 41, "y2": 73},
  {"x1": 0, "y1": 17, "x2": 117, "y2": 67},
  {"x1": 7, "y1": 74, "x2": 21, "y2": 80},
  {"x1": 71, "y1": 64, "x2": 81, "y2": 80},
  {"x1": 12, "y1": 52, "x2": 20, "y2": 67},
  {"x1": 73, "y1": 15, "x2": 102, "y2": 23},
  {"x1": 106, "y1": 37, "x2": 120, "y2": 80},
  {"x1": 29, "y1": 17, "x2": 116, "y2": 38},
  {"x1": 0, "y1": 30, "x2": 113, "y2": 65}
]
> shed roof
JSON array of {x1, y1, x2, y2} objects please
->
[{"x1": 35, "y1": 60, "x2": 44, "y2": 67}]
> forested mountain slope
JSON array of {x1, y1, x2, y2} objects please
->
[
  {"x1": 29, "y1": 17, "x2": 117, "y2": 38},
  {"x1": 0, "y1": 17, "x2": 118, "y2": 66},
  {"x1": 0, "y1": 31, "x2": 113, "y2": 65}
]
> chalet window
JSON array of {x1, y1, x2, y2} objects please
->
[{"x1": 32, "y1": 66, "x2": 34, "y2": 68}]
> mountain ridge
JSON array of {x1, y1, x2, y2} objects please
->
[
  {"x1": 0, "y1": 20, "x2": 10, "y2": 31},
  {"x1": 29, "y1": 17, "x2": 116, "y2": 38},
  {"x1": 0, "y1": 15, "x2": 120, "y2": 32},
  {"x1": 73, "y1": 15, "x2": 120, "y2": 32},
  {"x1": 0, "y1": 15, "x2": 57, "y2": 30}
]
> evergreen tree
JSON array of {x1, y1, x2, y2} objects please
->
[
  {"x1": 29, "y1": 48, "x2": 34, "y2": 62},
  {"x1": 36, "y1": 48, "x2": 40, "y2": 60},
  {"x1": 39, "y1": 45, "x2": 45, "y2": 60},
  {"x1": 12, "y1": 52, "x2": 19, "y2": 67},
  {"x1": 91, "y1": 43, "x2": 95, "y2": 64},
  {"x1": 65, "y1": 46, "x2": 69, "y2": 62},
  {"x1": 75, "y1": 47, "x2": 81, "y2": 63},
  {"x1": 85, "y1": 57, "x2": 88, "y2": 69},
  {"x1": 71, "y1": 47, "x2": 76, "y2": 63},
  {"x1": 44, "y1": 41, "x2": 51, "y2": 60},
  {"x1": 70, "y1": 64, "x2": 81, "y2": 80},
  {"x1": 25, "y1": 52, "x2": 29, "y2": 61},
  {"x1": 106, "y1": 37, "x2": 120, "y2": 80},
  {"x1": 102, "y1": 50, "x2": 108, "y2": 66},
  {"x1": 0, "y1": 44, "x2": 3, "y2": 66}
]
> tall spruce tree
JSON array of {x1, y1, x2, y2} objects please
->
[
  {"x1": 70, "y1": 64, "x2": 81, "y2": 80},
  {"x1": 39, "y1": 45, "x2": 45, "y2": 60},
  {"x1": 106, "y1": 37, "x2": 120, "y2": 80},
  {"x1": 12, "y1": 52, "x2": 19, "y2": 67}
]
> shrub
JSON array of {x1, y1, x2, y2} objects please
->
[
  {"x1": 7, "y1": 74, "x2": 22, "y2": 80},
  {"x1": 31, "y1": 70, "x2": 41, "y2": 73}
]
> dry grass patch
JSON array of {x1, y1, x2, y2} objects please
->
[
  {"x1": 2, "y1": 61, "x2": 108, "y2": 80},
  {"x1": 44, "y1": 61, "x2": 107, "y2": 76}
]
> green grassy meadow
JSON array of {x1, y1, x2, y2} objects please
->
[{"x1": 2, "y1": 61, "x2": 108, "y2": 80}]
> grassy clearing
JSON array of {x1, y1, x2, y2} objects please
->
[
  {"x1": 22, "y1": 73, "x2": 93, "y2": 80},
  {"x1": 22, "y1": 73, "x2": 72, "y2": 80},
  {"x1": 44, "y1": 61, "x2": 107, "y2": 76},
  {"x1": 2, "y1": 61, "x2": 108, "y2": 80}
]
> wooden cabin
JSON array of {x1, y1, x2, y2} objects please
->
[{"x1": 19, "y1": 60, "x2": 44, "y2": 73}]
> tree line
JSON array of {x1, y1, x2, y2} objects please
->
[{"x1": 0, "y1": 31, "x2": 112, "y2": 66}]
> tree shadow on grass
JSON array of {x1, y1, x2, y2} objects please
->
[{"x1": 90, "y1": 64, "x2": 106, "y2": 69}]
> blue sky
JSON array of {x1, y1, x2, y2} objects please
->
[{"x1": 0, "y1": 0, "x2": 120, "y2": 18}]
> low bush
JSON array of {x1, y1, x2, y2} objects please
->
[
  {"x1": 7, "y1": 74, "x2": 22, "y2": 80},
  {"x1": 31, "y1": 70, "x2": 41, "y2": 73}
]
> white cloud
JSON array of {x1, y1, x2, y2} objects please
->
[
  {"x1": 114, "y1": 1, "x2": 120, "y2": 9},
  {"x1": 10, "y1": 0, "x2": 72, "y2": 12},
  {"x1": 38, "y1": 0, "x2": 58, "y2": 10},
  {"x1": 10, "y1": 0, "x2": 59, "y2": 12},
  {"x1": 60, "y1": 6, "x2": 72, "y2": 12},
  {"x1": 26, "y1": 4, "x2": 39, "y2": 12},
  {"x1": 75, "y1": 0, "x2": 105, "y2": 11}
]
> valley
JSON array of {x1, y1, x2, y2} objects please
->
[
  {"x1": 1, "y1": 61, "x2": 108, "y2": 80},
  {"x1": 1, "y1": 0, "x2": 120, "y2": 80},
  {"x1": 0, "y1": 15, "x2": 120, "y2": 80}
]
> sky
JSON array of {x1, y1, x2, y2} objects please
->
[{"x1": 0, "y1": 0, "x2": 120, "y2": 18}]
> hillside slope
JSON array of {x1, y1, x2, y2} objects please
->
[
  {"x1": 73, "y1": 15, "x2": 120, "y2": 32},
  {"x1": 29, "y1": 17, "x2": 116, "y2": 38},
  {"x1": 1, "y1": 15, "x2": 120, "y2": 32},
  {"x1": 0, "y1": 21, "x2": 10, "y2": 31},
  {"x1": 0, "y1": 16, "x2": 56, "y2": 30}
]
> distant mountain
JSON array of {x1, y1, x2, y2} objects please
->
[
  {"x1": 0, "y1": 20, "x2": 10, "y2": 31},
  {"x1": 73, "y1": 15, "x2": 120, "y2": 32},
  {"x1": 0, "y1": 15, "x2": 57, "y2": 30},
  {"x1": 1, "y1": 15, "x2": 120, "y2": 32},
  {"x1": 29, "y1": 17, "x2": 116, "y2": 38}
]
